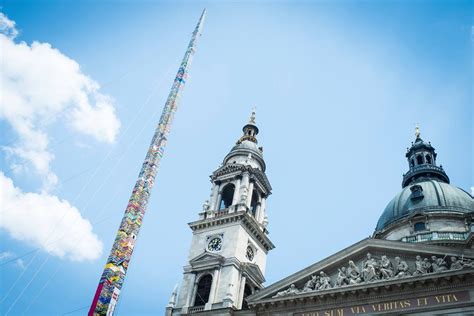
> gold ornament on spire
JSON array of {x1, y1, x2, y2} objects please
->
[{"x1": 415, "y1": 123, "x2": 420, "y2": 139}]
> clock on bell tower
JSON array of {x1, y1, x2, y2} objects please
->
[{"x1": 166, "y1": 110, "x2": 275, "y2": 315}]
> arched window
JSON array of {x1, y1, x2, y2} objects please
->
[
  {"x1": 416, "y1": 155, "x2": 423, "y2": 165},
  {"x1": 219, "y1": 184, "x2": 235, "y2": 210},
  {"x1": 425, "y1": 154, "x2": 432, "y2": 164},
  {"x1": 250, "y1": 189, "x2": 259, "y2": 216},
  {"x1": 414, "y1": 222, "x2": 426, "y2": 232},
  {"x1": 241, "y1": 284, "x2": 252, "y2": 309},
  {"x1": 194, "y1": 274, "x2": 213, "y2": 306}
]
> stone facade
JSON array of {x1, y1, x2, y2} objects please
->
[{"x1": 167, "y1": 123, "x2": 474, "y2": 315}]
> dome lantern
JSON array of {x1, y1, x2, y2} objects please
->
[
  {"x1": 402, "y1": 126, "x2": 449, "y2": 188},
  {"x1": 223, "y1": 108, "x2": 266, "y2": 171}
]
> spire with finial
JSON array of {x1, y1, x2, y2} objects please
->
[{"x1": 237, "y1": 107, "x2": 259, "y2": 144}]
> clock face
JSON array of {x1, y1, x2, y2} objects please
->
[
  {"x1": 246, "y1": 246, "x2": 254, "y2": 261},
  {"x1": 207, "y1": 237, "x2": 222, "y2": 252}
]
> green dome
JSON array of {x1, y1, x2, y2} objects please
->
[{"x1": 375, "y1": 180, "x2": 474, "y2": 232}]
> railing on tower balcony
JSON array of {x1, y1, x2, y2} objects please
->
[
  {"x1": 214, "y1": 208, "x2": 230, "y2": 218},
  {"x1": 188, "y1": 306, "x2": 205, "y2": 314},
  {"x1": 401, "y1": 231, "x2": 470, "y2": 243}
]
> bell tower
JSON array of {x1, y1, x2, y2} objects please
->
[{"x1": 167, "y1": 110, "x2": 274, "y2": 315}]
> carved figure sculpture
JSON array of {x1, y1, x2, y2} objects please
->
[
  {"x1": 450, "y1": 256, "x2": 474, "y2": 270},
  {"x1": 362, "y1": 253, "x2": 379, "y2": 282},
  {"x1": 380, "y1": 255, "x2": 394, "y2": 279},
  {"x1": 313, "y1": 275, "x2": 321, "y2": 291},
  {"x1": 319, "y1": 271, "x2": 331, "y2": 290},
  {"x1": 394, "y1": 256, "x2": 410, "y2": 278},
  {"x1": 302, "y1": 275, "x2": 317, "y2": 292},
  {"x1": 335, "y1": 267, "x2": 349, "y2": 287},
  {"x1": 240, "y1": 187, "x2": 248, "y2": 203},
  {"x1": 422, "y1": 258, "x2": 432, "y2": 273},
  {"x1": 436, "y1": 256, "x2": 448, "y2": 271},
  {"x1": 462, "y1": 258, "x2": 474, "y2": 268},
  {"x1": 413, "y1": 255, "x2": 426, "y2": 276},
  {"x1": 450, "y1": 256, "x2": 463, "y2": 270},
  {"x1": 202, "y1": 200, "x2": 210, "y2": 211},
  {"x1": 273, "y1": 284, "x2": 299, "y2": 298},
  {"x1": 431, "y1": 255, "x2": 447, "y2": 273},
  {"x1": 348, "y1": 260, "x2": 362, "y2": 284}
]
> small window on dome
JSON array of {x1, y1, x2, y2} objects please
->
[
  {"x1": 416, "y1": 155, "x2": 423, "y2": 165},
  {"x1": 414, "y1": 222, "x2": 426, "y2": 232},
  {"x1": 410, "y1": 184, "x2": 424, "y2": 201}
]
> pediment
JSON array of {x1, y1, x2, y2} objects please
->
[
  {"x1": 189, "y1": 251, "x2": 225, "y2": 270},
  {"x1": 248, "y1": 238, "x2": 474, "y2": 302},
  {"x1": 242, "y1": 262, "x2": 266, "y2": 285}
]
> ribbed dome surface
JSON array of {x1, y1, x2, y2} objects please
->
[
  {"x1": 375, "y1": 180, "x2": 474, "y2": 231},
  {"x1": 223, "y1": 140, "x2": 265, "y2": 170}
]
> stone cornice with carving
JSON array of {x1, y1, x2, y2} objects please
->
[
  {"x1": 247, "y1": 238, "x2": 474, "y2": 303},
  {"x1": 188, "y1": 211, "x2": 275, "y2": 252},
  {"x1": 211, "y1": 164, "x2": 272, "y2": 196},
  {"x1": 250, "y1": 269, "x2": 474, "y2": 312}
]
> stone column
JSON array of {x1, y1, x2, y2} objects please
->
[
  {"x1": 183, "y1": 273, "x2": 197, "y2": 313},
  {"x1": 210, "y1": 183, "x2": 220, "y2": 210},
  {"x1": 237, "y1": 274, "x2": 247, "y2": 309},
  {"x1": 258, "y1": 197, "x2": 266, "y2": 223},
  {"x1": 205, "y1": 269, "x2": 220, "y2": 310},
  {"x1": 241, "y1": 172, "x2": 250, "y2": 194},
  {"x1": 232, "y1": 178, "x2": 241, "y2": 205},
  {"x1": 246, "y1": 182, "x2": 254, "y2": 208},
  {"x1": 216, "y1": 188, "x2": 223, "y2": 211}
]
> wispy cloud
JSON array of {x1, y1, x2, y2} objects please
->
[
  {"x1": 0, "y1": 12, "x2": 18, "y2": 38},
  {"x1": 15, "y1": 258, "x2": 26, "y2": 270},
  {"x1": 0, "y1": 12, "x2": 120, "y2": 192},
  {"x1": 0, "y1": 172, "x2": 103, "y2": 261},
  {"x1": 0, "y1": 251, "x2": 14, "y2": 260},
  {"x1": 0, "y1": 12, "x2": 108, "y2": 261}
]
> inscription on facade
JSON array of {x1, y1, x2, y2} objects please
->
[{"x1": 294, "y1": 291, "x2": 470, "y2": 316}]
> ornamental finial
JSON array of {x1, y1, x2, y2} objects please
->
[
  {"x1": 249, "y1": 107, "x2": 256, "y2": 124},
  {"x1": 415, "y1": 123, "x2": 420, "y2": 139}
]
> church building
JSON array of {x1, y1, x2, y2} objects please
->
[{"x1": 166, "y1": 113, "x2": 474, "y2": 315}]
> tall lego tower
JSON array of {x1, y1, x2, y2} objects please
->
[{"x1": 89, "y1": 9, "x2": 206, "y2": 316}]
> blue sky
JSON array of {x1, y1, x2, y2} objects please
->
[{"x1": 0, "y1": 0, "x2": 472, "y2": 315}]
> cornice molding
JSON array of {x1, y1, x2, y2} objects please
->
[{"x1": 188, "y1": 211, "x2": 275, "y2": 252}]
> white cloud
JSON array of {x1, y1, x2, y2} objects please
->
[
  {"x1": 0, "y1": 12, "x2": 18, "y2": 38},
  {"x1": 15, "y1": 258, "x2": 26, "y2": 270},
  {"x1": 0, "y1": 251, "x2": 14, "y2": 260},
  {"x1": 0, "y1": 172, "x2": 103, "y2": 261},
  {"x1": 0, "y1": 12, "x2": 120, "y2": 191}
]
